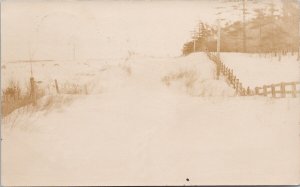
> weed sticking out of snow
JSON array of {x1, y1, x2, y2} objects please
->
[
  {"x1": 1, "y1": 79, "x2": 44, "y2": 117},
  {"x1": 39, "y1": 95, "x2": 76, "y2": 113},
  {"x1": 2, "y1": 94, "x2": 80, "y2": 130},
  {"x1": 161, "y1": 53, "x2": 235, "y2": 97}
]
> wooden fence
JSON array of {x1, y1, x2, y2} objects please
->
[
  {"x1": 255, "y1": 82, "x2": 300, "y2": 98},
  {"x1": 207, "y1": 52, "x2": 248, "y2": 96},
  {"x1": 206, "y1": 52, "x2": 300, "y2": 98}
]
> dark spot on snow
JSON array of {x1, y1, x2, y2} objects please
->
[{"x1": 186, "y1": 178, "x2": 190, "y2": 182}]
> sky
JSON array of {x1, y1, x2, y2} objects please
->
[{"x1": 1, "y1": 0, "x2": 282, "y2": 61}]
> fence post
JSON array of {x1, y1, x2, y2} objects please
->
[
  {"x1": 247, "y1": 87, "x2": 251, "y2": 95},
  {"x1": 242, "y1": 88, "x2": 247, "y2": 96},
  {"x1": 227, "y1": 68, "x2": 230, "y2": 76},
  {"x1": 30, "y1": 77, "x2": 36, "y2": 105},
  {"x1": 255, "y1": 87, "x2": 259, "y2": 95},
  {"x1": 47, "y1": 85, "x2": 51, "y2": 95},
  {"x1": 227, "y1": 69, "x2": 230, "y2": 80},
  {"x1": 85, "y1": 85, "x2": 88, "y2": 95},
  {"x1": 239, "y1": 83, "x2": 243, "y2": 95},
  {"x1": 271, "y1": 84, "x2": 276, "y2": 98},
  {"x1": 222, "y1": 64, "x2": 225, "y2": 74},
  {"x1": 220, "y1": 64, "x2": 222, "y2": 74},
  {"x1": 280, "y1": 82, "x2": 286, "y2": 98},
  {"x1": 216, "y1": 63, "x2": 220, "y2": 80},
  {"x1": 292, "y1": 82, "x2": 297, "y2": 97},
  {"x1": 263, "y1": 85, "x2": 267, "y2": 96},
  {"x1": 55, "y1": 79, "x2": 60, "y2": 94},
  {"x1": 233, "y1": 76, "x2": 236, "y2": 89}
]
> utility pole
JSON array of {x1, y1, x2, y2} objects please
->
[
  {"x1": 215, "y1": 5, "x2": 223, "y2": 58},
  {"x1": 191, "y1": 30, "x2": 197, "y2": 53},
  {"x1": 28, "y1": 42, "x2": 33, "y2": 77},
  {"x1": 270, "y1": 1, "x2": 275, "y2": 55},
  {"x1": 242, "y1": 0, "x2": 247, "y2": 53},
  {"x1": 297, "y1": 16, "x2": 300, "y2": 61},
  {"x1": 198, "y1": 22, "x2": 203, "y2": 51},
  {"x1": 298, "y1": 1, "x2": 300, "y2": 61},
  {"x1": 193, "y1": 38, "x2": 196, "y2": 53},
  {"x1": 217, "y1": 19, "x2": 221, "y2": 58},
  {"x1": 73, "y1": 42, "x2": 76, "y2": 61}
]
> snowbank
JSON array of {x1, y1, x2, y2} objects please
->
[{"x1": 127, "y1": 53, "x2": 235, "y2": 97}]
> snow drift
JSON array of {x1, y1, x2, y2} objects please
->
[{"x1": 1, "y1": 52, "x2": 299, "y2": 186}]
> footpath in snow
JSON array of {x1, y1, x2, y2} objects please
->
[{"x1": 1, "y1": 52, "x2": 300, "y2": 186}]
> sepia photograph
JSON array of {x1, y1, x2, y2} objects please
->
[{"x1": 1, "y1": 0, "x2": 300, "y2": 186}]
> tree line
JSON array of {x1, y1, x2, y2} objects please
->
[{"x1": 182, "y1": 0, "x2": 300, "y2": 57}]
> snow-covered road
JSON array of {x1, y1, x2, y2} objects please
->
[{"x1": 2, "y1": 53, "x2": 300, "y2": 185}]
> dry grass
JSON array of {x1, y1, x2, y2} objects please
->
[
  {"x1": 2, "y1": 80, "x2": 31, "y2": 117},
  {"x1": 119, "y1": 61, "x2": 132, "y2": 76},
  {"x1": 60, "y1": 83, "x2": 87, "y2": 95},
  {"x1": 1, "y1": 79, "x2": 46, "y2": 118},
  {"x1": 39, "y1": 94, "x2": 75, "y2": 113},
  {"x1": 1, "y1": 78, "x2": 88, "y2": 129},
  {"x1": 122, "y1": 66, "x2": 132, "y2": 76},
  {"x1": 162, "y1": 70, "x2": 198, "y2": 89}
]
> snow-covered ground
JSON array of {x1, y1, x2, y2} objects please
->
[
  {"x1": 1, "y1": 52, "x2": 300, "y2": 185},
  {"x1": 220, "y1": 53, "x2": 300, "y2": 88},
  {"x1": 1, "y1": 59, "x2": 119, "y2": 95}
]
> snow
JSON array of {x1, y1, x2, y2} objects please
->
[
  {"x1": 1, "y1": 52, "x2": 300, "y2": 185},
  {"x1": 220, "y1": 53, "x2": 300, "y2": 88}
]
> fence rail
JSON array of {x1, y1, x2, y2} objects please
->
[
  {"x1": 255, "y1": 82, "x2": 300, "y2": 98},
  {"x1": 206, "y1": 52, "x2": 300, "y2": 98}
]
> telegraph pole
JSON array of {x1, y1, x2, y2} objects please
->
[
  {"x1": 190, "y1": 30, "x2": 197, "y2": 52},
  {"x1": 193, "y1": 38, "x2": 196, "y2": 52},
  {"x1": 197, "y1": 21, "x2": 205, "y2": 51},
  {"x1": 215, "y1": 5, "x2": 223, "y2": 58},
  {"x1": 242, "y1": 0, "x2": 247, "y2": 53},
  {"x1": 217, "y1": 19, "x2": 221, "y2": 58},
  {"x1": 297, "y1": 16, "x2": 300, "y2": 61},
  {"x1": 298, "y1": 4, "x2": 300, "y2": 61},
  {"x1": 298, "y1": 17, "x2": 300, "y2": 60},
  {"x1": 73, "y1": 42, "x2": 76, "y2": 61},
  {"x1": 28, "y1": 42, "x2": 33, "y2": 77}
]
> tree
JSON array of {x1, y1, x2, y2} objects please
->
[{"x1": 251, "y1": 8, "x2": 267, "y2": 53}]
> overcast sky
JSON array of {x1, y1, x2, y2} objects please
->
[{"x1": 1, "y1": 0, "x2": 280, "y2": 61}]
